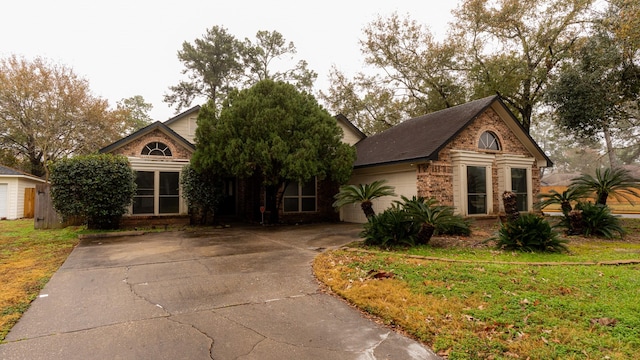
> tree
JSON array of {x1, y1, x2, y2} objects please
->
[
  {"x1": 164, "y1": 26, "x2": 245, "y2": 113},
  {"x1": 116, "y1": 95, "x2": 154, "y2": 135},
  {"x1": 332, "y1": 180, "x2": 396, "y2": 219},
  {"x1": 570, "y1": 167, "x2": 640, "y2": 205},
  {"x1": 49, "y1": 154, "x2": 136, "y2": 229},
  {"x1": 452, "y1": 0, "x2": 593, "y2": 132},
  {"x1": 180, "y1": 164, "x2": 224, "y2": 225},
  {"x1": 0, "y1": 55, "x2": 127, "y2": 177},
  {"x1": 192, "y1": 79, "x2": 355, "y2": 224},
  {"x1": 321, "y1": 13, "x2": 467, "y2": 135},
  {"x1": 242, "y1": 30, "x2": 317, "y2": 91}
]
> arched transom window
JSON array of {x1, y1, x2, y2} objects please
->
[
  {"x1": 142, "y1": 142, "x2": 172, "y2": 156},
  {"x1": 478, "y1": 131, "x2": 500, "y2": 151}
]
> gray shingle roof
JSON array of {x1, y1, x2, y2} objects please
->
[
  {"x1": 354, "y1": 95, "x2": 499, "y2": 168},
  {"x1": 0, "y1": 164, "x2": 44, "y2": 181}
]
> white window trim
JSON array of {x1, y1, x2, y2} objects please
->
[
  {"x1": 128, "y1": 157, "x2": 188, "y2": 216},
  {"x1": 451, "y1": 151, "x2": 494, "y2": 216},
  {"x1": 497, "y1": 155, "x2": 535, "y2": 213}
]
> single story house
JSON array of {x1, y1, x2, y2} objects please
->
[
  {"x1": 0, "y1": 164, "x2": 46, "y2": 220},
  {"x1": 339, "y1": 95, "x2": 552, "y2": 223},
  {"x1": 100, "y1": 95, "x2": 551, "y2": 226}
]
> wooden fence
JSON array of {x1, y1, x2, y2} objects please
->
[
  {"x1": 540, "y1": 186, "x2": 640, "y2": 213},
  {"x1": 34, "y1": 183, "x2": 63, "y2": 229},
  {"x1": 23, "y1": 188, "x2": 35, "y2": 218}
]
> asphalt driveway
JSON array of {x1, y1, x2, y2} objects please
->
[{"x1": 1, "y1": 223, "x2": 439, "y2": 359}]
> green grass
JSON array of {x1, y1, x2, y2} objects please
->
[
  {"x1": 314, "y1": 219, "x2": 640, "y2": 359},
  {"x1": 0, "y1": 219, "x2": 83, "y2": 342}
]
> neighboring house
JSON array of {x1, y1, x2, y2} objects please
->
[
  {"x1": 100, "y1": 95, "x2": 551, "y2": 226},
  {"x1": 0, "y1": 165, "x2": 46, "y2": 220},
  {"x1": 339, "y1": 95, "x2": 552, "y2": 223}
]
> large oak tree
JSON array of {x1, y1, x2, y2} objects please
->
[
  {"x1": 192, "y1": 79, "x2": 355, "y2": 223},
  {"x1": 0, "y1": 55, "x2": 128, "y2": 177}
]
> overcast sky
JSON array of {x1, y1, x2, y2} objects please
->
[{"x1": 1, "y1": 1, "x2": 459, "y2": 121}]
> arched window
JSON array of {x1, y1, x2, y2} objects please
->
[
  {"x1": 478, "y1": 131, "x2": 500, "y2": 151},
  {"x1": 142, "y1": 142, "x2": 172, "y2": 156}
]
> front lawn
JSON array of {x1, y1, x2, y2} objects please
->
[
  {"x1": 314, "y1": 218, "x2": 640, "y2": 359},
  {"x1": 0, "y1": 219, "x2": 82, "y2": 341}
]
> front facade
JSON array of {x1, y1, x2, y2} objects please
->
[
  {"x1": 0, "y1": 165, "x2": 46, "y2": 220},
  {"x1": 101, "y1": 95, "x2": 551, "y2": 226},
  {"x1": 340, "y1": 96, "x2": 552, "y2": 223}
]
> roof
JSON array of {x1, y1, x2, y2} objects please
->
[
  {"x1": 354, "y1": 95, "x2": 552, "y2": 168},
  {"x1": 0, "y1": 164, "x2": 45, "y2": 182},
  {"x1": 163, "y1": 105, "x2": 201, "y2": 126},
  {"x1": 99, "y1": 121, "x2": 195, "y2": 154},
  {"x1": 335, "y1": 113, "x2": 366, "y2": 142}
]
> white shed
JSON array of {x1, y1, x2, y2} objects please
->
[{"x1": 0, "y1": 165, "x2": 46, "y2": 220}]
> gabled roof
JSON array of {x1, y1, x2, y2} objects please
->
[
  {"x1": 99, "y1": 121, "x2": 195, "y2": 154},
  {"x1": 354, "y1": 95, "x2": 552, "y2": 168},
  {"x1": 163, "y1": 105, "x2": 201, "y2": 126},
  {"x1": 335, "y1": 113, "x2": 366, "y2": 143},
  {"x1": 0, "y1": 164, "x2": 45, "y2": 182}
]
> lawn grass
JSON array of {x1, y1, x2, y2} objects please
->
[
  {"x1": 0, "y1": 219, "x2": 83, "y2": 341},
  {"x1": 314, "y1": 219, "x2": 640, "y2": 359}
]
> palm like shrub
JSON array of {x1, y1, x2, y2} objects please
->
[
  {"x1": 575, "y1": 202, "x2": 625, "y2": 238},
  {"x1": 536, "y1": 187, "x2": 588, "y2": 216},
  {"x1": 360, "y1": 207, "x2": 418, "y2": 247},
  {"x1": 570, "y1": 167, "x2": 640, "y2": 205},
  {"x1": 333, "y1": 180, "x2": 396, "y2": 218},
  {"x1": 495, "y1": 213, "x2": 568, "y2": 253},
  {"x1": 397, "y1": 196, "x2": 471, "y2": 244}
]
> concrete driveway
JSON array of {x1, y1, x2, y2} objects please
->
[{"x1": 1, "y1": 223, "x2": 439, "y2": 359}]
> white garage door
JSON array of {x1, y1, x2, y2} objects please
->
[
  {"x1": 0, "y1": 184, "x2": 7, "y2": 219},
  {"x1": 341, "y1": 169, "x2": 417, "y2": 223}
]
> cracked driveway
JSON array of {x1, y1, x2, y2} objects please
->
[{"x1": 1, "y1": 223, "x2": 439, "y2": 359}]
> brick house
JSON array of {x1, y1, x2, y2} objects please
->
[
  {"x1": 100, "y1": 107, "x2": 364, "y2": 226},
  {"x1": 339, "y1": 95, "x2": 552, "y2": 223},
  {"x1": 100, "y1": 95, "x2": 551, "y2": 226}
]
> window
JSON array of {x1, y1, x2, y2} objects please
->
[
  {"x1": 478, "y1": 131, "x2": 500, "y2": 151},
  {"x1": 467, "y1": 166, "x2": 487, "y2": 214},
  {"x1": 511, "y1": 168, "x2": 528, "y2": 212},
  {"x1": 133, "y1": 171, "x2": 180, "y2": 215},
  {"x1": 283, "y1": 179, "x2": 316, "y2": 212},
  {"x1": 142, "y1": 142, "x2": 172, "y2": 156}
]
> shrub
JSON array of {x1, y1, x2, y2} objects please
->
[
  {"x1": 360, "y1": 207, "x2": 419, "y2": 247},
  {"x1": 180, "y1": 164, "x2": 224, "y2": 225},
  {"x1": 575, "y1": 202, "x2": 625, "y2": 238},
  {"x1": 494, "y1": 213, "x2": 568, "y2": 253},
  {"x1": 49, "y1": 154, "x2": 136, "y2": 229},
  {"x1": 397, "y1": 196, "x2": 472, "y2": 244}
]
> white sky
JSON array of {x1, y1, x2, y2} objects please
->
[{"x1": 1, "y1": 0, "x2": 459, "y2": 121}]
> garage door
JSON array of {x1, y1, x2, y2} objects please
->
[
  {"x1": 341, "y1": 169, "x2": 417, "y2": 223},
  {"x1": 0, "y1": 184, "x2": 7, "y2": 219}
]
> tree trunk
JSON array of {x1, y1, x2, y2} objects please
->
[
  {"x1": 603, "y1": 126, "x2": 618, "y2": 169},
  {"x1": 568, "y1": 210, "x2": 584, "y2": 235},
  {"x1": 597, "y1": 191, "x2": 609, "y2": 206},
  {"x1": 502, "y1": 191, "x2": 520, "y2": 222},
  {"x1": 416, "y1": 222, "x2": 435, "y2": 245},
  {"x1": 361, "y1": 201, "x2": 375, "y2": 219}
]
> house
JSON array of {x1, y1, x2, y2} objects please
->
[
  {"x1": 339, "y1": 95, "x2": 552, "y2": 223},
  {"x1": 0, "y1": 165, "x2": 46, "y2": 220},
  {"x1": 99, "y1": 107, "x2": 362, "y2": 226},
  {"x1": 100, "y1": 95, "x2": 551, "y2": 227}
]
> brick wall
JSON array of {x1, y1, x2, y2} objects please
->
[
  {"x1": 109, "y1": 129, "x2": 192, "y2": 159},
  {"x1": 417, "y1": 108, "x2": 542, "y2": 213}
]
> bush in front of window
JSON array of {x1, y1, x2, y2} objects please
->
[
  {"x1": 494, "y1": 213, "x2": 568, "y2": 253},
  {"x1": 49, "y1": 154, "x2": 136, "y2": 229}
]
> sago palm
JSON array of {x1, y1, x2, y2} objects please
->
[
  {"x1": 570, "y1": 167, "x2": 640, "y2": 206},
  {"x1": 536, "y1": 186, "x2": 588, "y2": 216},
  {"x1": 333, "y1": 180, "x2": 396, "y2": 218},
  {"x1": 397, "y1": 196, "x2": 466, "y2": 245}
]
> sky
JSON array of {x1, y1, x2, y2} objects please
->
[{"x1": 1, "y1": 1, "x2": 459, "y2": 121}]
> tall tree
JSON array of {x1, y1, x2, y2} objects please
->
[
  {"x1": 0, "y1": 55, "x2": 124, "y2": 177},
  {"x1": 192, "y1": 79, "x2": 355, "y2": 224},
  {"x1": 452, "y1": 0, "x2": 593, "y2": 132},
  {"x1": 116, "y1": 95, "x2": 154, "y2": 135},
  {"x1": 321, "y1": 13, "x2": 467, "y2": 135},
  {"x1": 164, "y1": 26, "x2": 244, "y2": 113},
  {"x1": 242, "y1": 30, "x2": 317, "y2": 91},
  {"x1": 545, "y1": 0, "x2": 640, "y2": 167}
]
